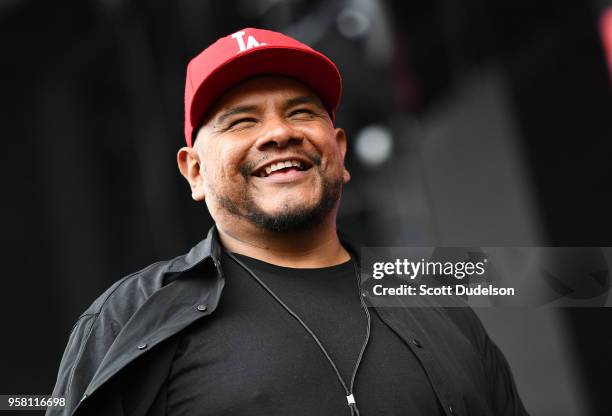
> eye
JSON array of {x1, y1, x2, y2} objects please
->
[
  {"x1": 228, "y1": 117, "x2": 257, "y2": 129},
  {"x1": 289, "y1": 108, "x2": 315, "y2": 118}
]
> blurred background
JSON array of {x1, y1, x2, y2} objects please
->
[{"x1": 1, "y1": 0, "x2": 611, "y2": 414}]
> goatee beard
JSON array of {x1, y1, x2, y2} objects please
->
[{"x1": 216, "y1": 171, "x2": 342, "y2": 233}]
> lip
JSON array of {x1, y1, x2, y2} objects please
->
[
  {"x1": 252, "y1": 167, "x2": 312, "y2": 184},
  {"x1": 251, "y1": 155, "x2": 313, "y2": 177}
]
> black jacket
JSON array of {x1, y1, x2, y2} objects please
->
[{"x1": 48, "y1": 226, "x2": 528, "y2": 416}]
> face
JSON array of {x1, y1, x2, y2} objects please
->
[{"x1": 178, "y1": 76, "x2": 350, "y2": 233}]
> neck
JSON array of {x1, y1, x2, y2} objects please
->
[{"x1": 216, "y1": 216, "x2": 350, "y2": 268}]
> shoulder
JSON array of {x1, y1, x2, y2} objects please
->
[
  {"x1": 79, "y1": 227, "x2": 218, "y2": 326},
  {"x1": 68, "y1": 228, "x2": 218, "y2": 345},
  {"x1": 49, "y1": 229, "x2": 221, "y2": 414},
  {"x1": 440, "y1": 306, "x2": 489, "y2": 354},
  {"x1": 421, "y1": 294, "x2": 491, "y2": 355},
  {"x1": 394, "y1": 293, "x2": 491, "y2": 356},
  {"x1": 48, "y1": 258, "x2": 181, "y2": 411},
  {"x1": 78, "y1": 259, "x2": 172, "y2": 327},
  {"x1": 62, "y1": 256, "x2": 184, "y2": 365}
]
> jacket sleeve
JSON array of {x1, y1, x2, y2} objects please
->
[
  {"x1": 480, "y1": 326, "x2": 530, "y2": 416},
  {"x1": 46, "y1": 313, "x2": 120, "y2": 416},
  {"x1": 447, "y1": 307, "x2": 530, "y2": 416}
]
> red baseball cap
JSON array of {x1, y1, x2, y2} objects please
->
[{"x1": 184, "y1": 28, "x2": 342, "y2": 147}]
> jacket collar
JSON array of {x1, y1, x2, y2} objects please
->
[
  {"x1": 165, "y1": 225, "x2": 224, "y2": 274},
  {"x1": 165, "y1": 224, "x2": 361, "y2": 275}
]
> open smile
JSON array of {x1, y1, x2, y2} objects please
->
[{"x1": 251, "y1": 157, "x2": 314, "y2": 184}]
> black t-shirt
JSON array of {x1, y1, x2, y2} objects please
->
[{"x1": 166, "y1": 251, "x2": 444, "y2": 416}]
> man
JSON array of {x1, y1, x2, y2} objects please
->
[{"x1": 48, "y1": 28, "x2": 528, "y2": 416}]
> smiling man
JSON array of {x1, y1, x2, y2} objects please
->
[
  {"x1": 178, "y1": 75, "x2": 350, "y2": 268},
  {"x1": 48, "y1": 28, "x2": 529, "y2": 416}
]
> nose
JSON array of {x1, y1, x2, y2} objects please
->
[{"x1": 254, "y1": 117, "x2": 304, "y2": 150}]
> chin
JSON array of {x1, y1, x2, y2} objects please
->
[
  {"x1": 246, "y1": 198, "x2": 333, "y2": 233},
  {"x1": 261, "y1": 199, "x2": 321, "y2": 216}
]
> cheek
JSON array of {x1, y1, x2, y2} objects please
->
[
  {"x1": 301, "y1": 126, "x2": 340, "y2": 164},
  {"x1": 197, "y1": 144, "x2": 224, "y2": 185},
  {"x1": 321, "y1": 142, "x2": 345, "y2": 173},
  {"x1": 211, "y1": 143, "x2": 251, "y2": 184}
]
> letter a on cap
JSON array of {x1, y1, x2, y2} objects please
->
[{"x1": 231, "y1": 30, "x2": 267, "y2": 52}]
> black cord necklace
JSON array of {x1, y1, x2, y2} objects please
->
[{"x1": 226, "y1": 252, "x2": 371, "y2": 416}]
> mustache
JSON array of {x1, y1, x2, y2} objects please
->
[{"x1": 239, "y1": 151, "x2": 322, "y2": 180}]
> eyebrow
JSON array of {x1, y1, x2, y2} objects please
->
[{"x1": 286, "y1": 96, "x2": 324, "y2": 109}]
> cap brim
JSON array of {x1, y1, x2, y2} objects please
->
[{"x1": 189, "y1": 46, "x2": 341, "y2": 142}]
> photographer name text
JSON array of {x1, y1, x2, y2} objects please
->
[{"x1": 371, "y1": 283, "x2": 515, "y2": 297}]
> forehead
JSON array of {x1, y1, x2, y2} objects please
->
[{"x1": 208, "y1": 76, "x2": 324, "y2": 117}]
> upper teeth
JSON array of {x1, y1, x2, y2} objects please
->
[{"x1": 263, "y1": 160, "x2": 303, "y2": 176}]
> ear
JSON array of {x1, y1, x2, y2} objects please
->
[
  {"x1": 177, "y1": 146, "x2": 206, "y2": 201},
  {"x1": 335, "y1": 128, "x2": 351, "y2": 184}
]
